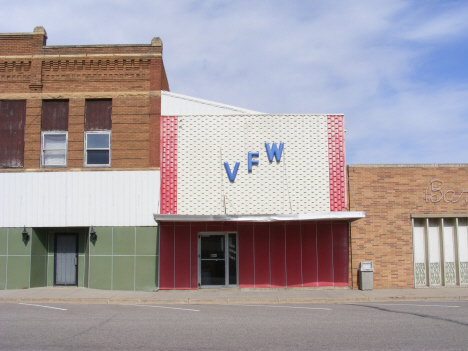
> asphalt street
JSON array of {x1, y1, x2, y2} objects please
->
[{"x1": 1, "y1": 301, "x2": 467, "y2": 350}]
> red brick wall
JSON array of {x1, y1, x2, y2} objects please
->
[
  {"x1": 348, "y1": 165, "x2": 468, "y2": 289},
  {"x1": 0, "y1": 31, "x2": 168, "y2": 170}
]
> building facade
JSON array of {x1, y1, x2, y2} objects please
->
[
  {"x1": 348, "y1": 164, "x2": 468, "y2": 289},
  {"x1": 2, "y1": 29, "x2": 466, "y2": 292},
  {"x1": 156, "y1": 113, "x2": 363, "y2": 289},
  {"x1": 0, "y1": 27, "x2": 167, "y2": 291}
]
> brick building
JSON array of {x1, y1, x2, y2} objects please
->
[
  {"x1": 0, "y1": 27, "x2": 167, "y2": 290},
  {"x1": 348, "y1": 165, "x2": 468, "y2": 289}
]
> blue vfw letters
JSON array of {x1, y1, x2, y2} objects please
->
[{"x1": 223, "y1": 143, "x2": 284, "y2": 182}]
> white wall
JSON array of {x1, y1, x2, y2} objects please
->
[
  {"x1": 162, "y1": 91, "x2": 262, "y2": 116},
  {"x1": 0, "y1": 170, "x2": 160, "y2": 227}
]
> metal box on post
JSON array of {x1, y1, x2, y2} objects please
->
[{"x1": 359, "y1": 262, "x2": 374, "y2": 290}]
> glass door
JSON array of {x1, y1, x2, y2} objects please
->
[{"x1": 199, "y1": 232, "x2": 237, "y2": 287}]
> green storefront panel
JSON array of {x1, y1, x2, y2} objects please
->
[
  {"x1": 136, "y1": 227, "x2": 158, "y2": 255},
  {"x1": 112, "y1": 256, "x2": 135, "y2": 291},
  {"x1": 135, "y1": 255, "x2": 158, "y2": 291},
  {"x1": 6, "y1": 256, "x2": 30, "y2": 289},
  {"x1": 113, "y1": 227, "x2": 135, "y2": 256},
  {"x1": 89, "y1": 256, "x2": 112, "y2": 290}
]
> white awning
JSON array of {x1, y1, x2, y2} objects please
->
[{"x1": 153, "y1": 212, "x2": 365, "y2": 223}]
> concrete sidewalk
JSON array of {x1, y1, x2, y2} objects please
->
[{"x1": 1, "y1": 286, "x2": 468, "y2": 305}]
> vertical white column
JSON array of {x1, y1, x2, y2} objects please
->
[
  {"x1": 413, "y1": 218, "x2": 427, "y2": 286},
  {"x1": 457, "y1": 218, "x2": 468, "y2": 284},
  {"x1": 428, "y1": 219, "x2": 442, "y2": 286},
  {"x1": 442, "y1": 219, "x2": 456, "y2": 285}
]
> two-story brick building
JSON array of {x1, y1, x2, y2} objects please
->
[{"x1": 0, "y1": 27, "x2": 167, "y2": 291}]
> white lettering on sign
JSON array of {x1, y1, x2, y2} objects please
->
[{"x1": 425, "y1": 180, "x2": 468, "y2": 203}]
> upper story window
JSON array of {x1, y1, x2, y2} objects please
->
[
  {"x1": 0, "y1": 100, "x2": 26, "y2": 168},
  {"x1": 41, "y1": 100, "x2": 69, "y2": 168},
  {"x1": 84, "y1": 99, "x2": 112, "y2": 167},
  {"x1": 85, "y1": 131, "x2": 111, "y2": 166}
]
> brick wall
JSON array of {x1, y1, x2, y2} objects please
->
[
  {"x1": 348, "y1": 165, "x2": 468, "y2": 289},
  {"x1": 0, "y1": 29, "x2": 167, "y2": 170}
]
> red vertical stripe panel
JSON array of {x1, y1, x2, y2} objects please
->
[
  {"x1": 270, "y1": 224, "x2": 286, "y2": 287},
  {"x1": 301, "y1": 222, "x2": 318, "y2": 287},
  {"x1": 238, "y1": 224, "x2": 254, "y2": 288},
  {"x1": 253, "y1": 223, "x2": 270, "y2": 287},
  {"x1": 332, "y1": 222, "x2": 349, "y2": 286},
  {"x1": 317, "y1": 221, "x2": 334, "y2": 286},
  {"x1": 286, "y1": 224, "x2": 302, "y2": 287},
  {"x1": 160, "y1": 116, "x2": 178, "y2": 214},
  {"x1": 327, "y1": 115, "x2": 346, "y2": 212},
  {"x1": 159, "y1": 223, "x2": 175, "y2": 289},
  {"x1": 174, "y1": 225, "x2": 191, "y2": 289}
]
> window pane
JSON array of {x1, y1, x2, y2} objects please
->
[
  {"x1": 44, "y1": 134, "x2": 66, "y2": 150},
  {"x1": 43, "y1": 150, "x2": 66, "y2": 166},
  {"x1": 87, "y1": 133, "x2": 109, "y2": 149},
  {"x1": 87, "y1": 150, "x2": 109, "y2": 165}
]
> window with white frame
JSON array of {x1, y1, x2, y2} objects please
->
[
  {"x1": 41, "y1": 132, "x2": 68, "y2": 167},
  {"x1": 41, "y1": 99, "x2": 69, "y2": 168},
  {"x1": 85, "y1": 131, "x2": 111, "y2": 166}
]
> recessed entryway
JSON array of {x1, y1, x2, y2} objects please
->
[{"x1": 198, "y1": 232, "x2": 237, "y2": 288}]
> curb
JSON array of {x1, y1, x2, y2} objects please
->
[{"x1": 1, "y1": 295, "x2": 467, "y2": 305}]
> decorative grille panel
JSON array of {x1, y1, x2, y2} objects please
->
[
  {"x1": 445, "y1": 262, "x2": 456, "y2": 285},
  {"x1": 430, "y1": 262, "x2": 441, "y2": 285},
  {"x1": 460, "y1": 262, "x2": 468, "y2": 284},
  {"x1": 415, "y1": 263, "x2": 426, "y2": 286}
]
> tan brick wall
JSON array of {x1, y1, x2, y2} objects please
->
[
  {"x1": 0, "y1": 31, "x2": 167, "y2": 170},
  {"x1": 348, "y1": 165, "x2": 468, "y2": 289}
]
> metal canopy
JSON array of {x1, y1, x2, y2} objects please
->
[{"x1": 153, "y1": 212, "x2": 365, "y2": 223}]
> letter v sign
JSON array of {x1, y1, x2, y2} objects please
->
[{"x1": 224, "y1": 162, "x2": 240, "y2": 182}]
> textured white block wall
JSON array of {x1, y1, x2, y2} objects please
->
[{"x1": 177, "y1": 115, "x2": 330, "y2": 215}]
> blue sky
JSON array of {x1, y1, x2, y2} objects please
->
[{"x1": 1, "y1": 0, "x2": 468, "y2": 164}]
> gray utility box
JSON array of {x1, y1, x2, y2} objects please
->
[{"x1": 359, "y1": 262, "x2": 374, "y2": 291}]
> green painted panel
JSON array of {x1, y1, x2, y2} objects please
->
[
  {"x1": 8, "y1": 228, "x2": 31, "y2": 255},
  {"x1": 0, "y1": 228, "x2": 7, "y2": 256},
  {"x1": 135, "y1": 255, "x2": 158, "y2": 291},
  {"x1": 47, "y1": 233, "x2": 55, "y2": 287},
  {"x1": 84, "y1": 235, "x2": 89, "y2": 288},
  {"x1": 48, "y1": 233, "x2": 55, "y2": 252},
  {"x1": 112, "y1": 256, "x2": 135, "y2": 291},
  {"x1": 47, "y1": 254, "x2": 54, "y2": 287},
  {"x1": 78, "y1": 231, "x2": 88, "y2": 288},
  {"x1": 6, "y1": 256, "x2": 30, "y2": 289},
  {"x1": 30, "y1": 255, "x2": 47, "y2": 288},
  {"x1": 0, "y1": 256, "x2": 6, "y2": 289},
  {"x1": 31, "y1": 228, "x2": 48, "y2": 256},
  {"x1": 78, "y1": 231, "x2": 87, "y2": 255},
  {"x1": 89, "y1": 256, "x2": 112, "y2": 290},
  {"x1": 113, "y1": 227, "x2": 135, "y2": 256},
  {"x1": 78, "y1": 254, "x2": 86, "y2": 287},
  {"x1": 136, "y1": 227, "x2": 158, "y2": 256},
  {"x1": 89, "y1": 227, "x2": 112, "y2": 256}
]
